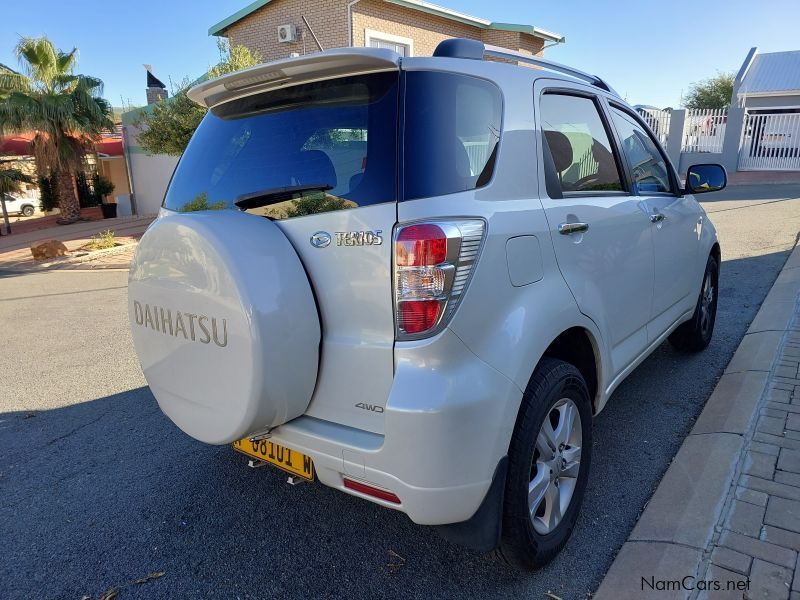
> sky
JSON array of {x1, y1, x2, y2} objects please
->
[{"x1": 2, "y1": 0, "x2": 799, "y2": 110}]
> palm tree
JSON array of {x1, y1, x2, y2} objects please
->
[{"x1": 0, "y1": 37, "x2": 113, "y2": 223}]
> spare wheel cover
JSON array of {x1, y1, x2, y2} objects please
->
[{"x1": 128, "y1": 210, "x2": 320, "y2": 444}]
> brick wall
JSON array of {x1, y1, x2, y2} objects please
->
[
  {"x1": 351, "y1": 0, "x2": 479, "y2": 55},
  {"x1": 519, "y1": 33, "x2": 545, "y2": 57},
  {"x1": 224, "y1": 0, "x2": 547, "y2": 62},
  {"x1": 225, "y1": 0, "x2": 351, "y2": 63}
]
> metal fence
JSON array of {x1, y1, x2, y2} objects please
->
[
  {"x1": 739, "y1": 111, "x2": 800, "y2": 171},
  {"x1": 636, "y1": 108, "x2": 671, "y2": 146},
  {"x1": 681, "y1": 108, "x2": 728, "y2": 153}
]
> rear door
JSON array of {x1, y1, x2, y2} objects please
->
[
  {"x1": 535, "y1": 82, "x2": 655, "y2": 376},
  {"x1": 605, "y1": 104, "x2": 700, "y2": 337},
  {"x1": 163, "y1": 72, "x2": 400, "y2": 434}
]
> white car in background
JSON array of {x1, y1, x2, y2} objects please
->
[{"x1": 1, "y1": 193, "x2": 36, "y2": 217}]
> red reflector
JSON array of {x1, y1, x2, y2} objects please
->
[
  {"x1": 396, "y1": 223, "x2": 447, "y2": 266},
  {"x1": 343, "y1": 478, "x2": 401, "y2": 504},
  {"x1": 398, "y1": 300, "x2": 440, "y2": 334}
]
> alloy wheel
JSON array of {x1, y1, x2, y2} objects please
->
[{"x1": 528, "y1": 397, "x2": 582, "y2": 535}]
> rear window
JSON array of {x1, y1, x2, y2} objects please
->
[
  {"x1": 403, "y1": 71, "x2": 502, "y2": 200},
  {"x1": 163, "y1": 70, "x2": 503, "y2": 216},
  {"x1": 164, "y1": 73, "x2": 399, "y2": 216}
]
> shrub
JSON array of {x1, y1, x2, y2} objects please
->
[
  {"x1": 86, "y1": 229, "x2": 116, "y2": 250},
  {"x1": 94, "y1": 174, "x2": 115, "y2": 200},
  {"x1": 38, "y1": 176, "x2": 57, "y2": 212},
  {"x1": 76, "y1": 172, "x2": 99, "y2": 208}
]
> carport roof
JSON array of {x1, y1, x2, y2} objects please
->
[{"x1": 738, "y1": 49, "x2": 800, "y2": 96}]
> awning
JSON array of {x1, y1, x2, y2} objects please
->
[
  {"x1": 0, "y1": 133, "x2": 35, "y2": 155},
  {"x1": 0, "y1": 132, "x2": 124, "y2": 157}
]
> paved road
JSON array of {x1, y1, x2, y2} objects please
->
[{"x1": 1, "y1": 186, "x2": 799, "y2": 600}]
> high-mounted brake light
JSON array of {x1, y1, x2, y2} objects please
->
[{"x1": 394, "y1": 220, "x2": 485, "y2": 340}]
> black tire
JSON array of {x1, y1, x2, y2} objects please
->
[
  {"x1": 21, "y1": 205, "x2": 34, "y2": 217},
  {"x1": 668, "y1": 254, "x2": 719, "y2": 352},
  {"x1": 497, "y1": 357, "x2": 592, "y2": 570}
]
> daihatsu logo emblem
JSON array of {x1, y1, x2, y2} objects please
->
[{"x1": 310, "y1": 231, "x2": 331, "y2": 248}]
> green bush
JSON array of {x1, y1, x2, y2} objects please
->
[
  {"x1": 38, "y1": 176, "x2": 57, "y2": 212},
  {"x1": 94, "y1": 174, "x2": 115, "y2": 199},
  {"x1": 86, "y1": 229, "x2": 116, "y2": 250},
  {"x1": 76, "y1": 172, "x2": 100, "y2": 208}
]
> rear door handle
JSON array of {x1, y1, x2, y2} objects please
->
[
  {"x1": 558, "y1": 222, "x2": 589, "y2": 235},
  {"x1": 650, "y1": 213, "x2": 667, "y2": 223}
]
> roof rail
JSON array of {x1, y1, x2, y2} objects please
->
[{"x1": 432, "y1": 39, "x2": 617, "y2": 96}]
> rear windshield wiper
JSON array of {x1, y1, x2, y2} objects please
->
[{"x1": 234, "y1": 183, "x2": 333, "y2": 210}]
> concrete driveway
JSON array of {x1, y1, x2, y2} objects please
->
[{"x1": 1, "y1": 185, "x2": 799, "y2": 599}]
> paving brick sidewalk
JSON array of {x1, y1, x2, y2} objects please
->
[
  {"x1": 704, "y1": 317, "x2": 800, "y2": 599},
  {"x1": 596, "y1": 248, "x2": 800, "y2": 600}
]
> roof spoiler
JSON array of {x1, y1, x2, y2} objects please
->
[{"x1": 187, "y1": 48, "x2": 401, "y2": 108}]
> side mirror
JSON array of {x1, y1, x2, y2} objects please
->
[{"x1": 685, "y1": 164, "x2": 727, "y2": 195}]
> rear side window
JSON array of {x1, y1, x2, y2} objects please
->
[
  {"x1": 609, "y1": 107, "x2": 673, "y2": 194},
  {"x1": 540, "y1": 93, "x2": 623, "y2": 194},
  {"x1": 163, "y1": 73, "x2": 398, "y2": 216},
  {"x1": 403, "y1": 72, "x2": 502, "y2": 200}
]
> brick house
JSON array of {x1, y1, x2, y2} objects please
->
[{"x1": 209, "y1": 0, "x2": 564, "y2": 62}]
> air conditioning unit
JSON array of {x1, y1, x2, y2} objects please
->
[{"x1": 278, "y1": 24, "x2": 298, "y2": 43}]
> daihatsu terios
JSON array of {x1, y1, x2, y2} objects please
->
[{"x1": 128, "y1": 38, "x2": 725, "y2": 569}]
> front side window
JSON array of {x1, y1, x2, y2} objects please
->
[
  {"x1": 403, "y1": 72, "x2": 502, "y2": 200},
  {"x1": 609, "y1": 107, "x2": 672, "y2": 194},
  {"x1": 163, "y1": 73, "x2": 398, "y2": 217},
  {"x1": 539, "y1": 93, "x2": 623, "y2": 194}
]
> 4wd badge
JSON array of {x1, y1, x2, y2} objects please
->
[{"x1": 355, "y1": 402, "x2": 384, "y2": 413}]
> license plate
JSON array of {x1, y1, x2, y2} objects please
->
[{"x1": 233, "y1": 438, "x2": 314, "y2": 481}]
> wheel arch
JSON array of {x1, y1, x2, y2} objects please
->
[
  {"x1": 540, "y1": 326, "x2": 602, "y2": 414},
  {"x1": 710, "y1": 242, "x2": 721, "y2": 266}
]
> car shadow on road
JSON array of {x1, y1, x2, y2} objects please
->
[
  {"x1": 0, "y1": 247, "x2": 794, "y2": 600},
  {"x1": 0, "y1": 387, "x2": 533, "y2": 600}
]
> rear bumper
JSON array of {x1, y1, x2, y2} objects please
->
[{"x1": 269, "y1": 328, "x2": 522, "y2": 526}]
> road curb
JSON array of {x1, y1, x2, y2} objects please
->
[{"x1": 594, "y1": 242, "x2": 800, "y2": 600}]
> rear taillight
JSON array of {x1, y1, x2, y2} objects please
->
[{"x1": 394, "y1": 220, "x2": 485, "y2": 340}]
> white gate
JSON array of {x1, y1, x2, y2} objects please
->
[
  {"x1": 739, "y1": 111, "x2": 800, "y2": 171},
  {"x1": 682, "y1": 109, "x2": 727, "y2": 153}
]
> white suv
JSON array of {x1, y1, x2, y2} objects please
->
[
  {"x1": 1, "y1": 193, "x2": 36, "y2": 217},
  {"x1": 128, "y1": 39, "x2": 725, "y2": 569}
]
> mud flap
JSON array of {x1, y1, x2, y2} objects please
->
[{"x1": 434, "y1": 455, "x2": 508, "y2": 553}]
